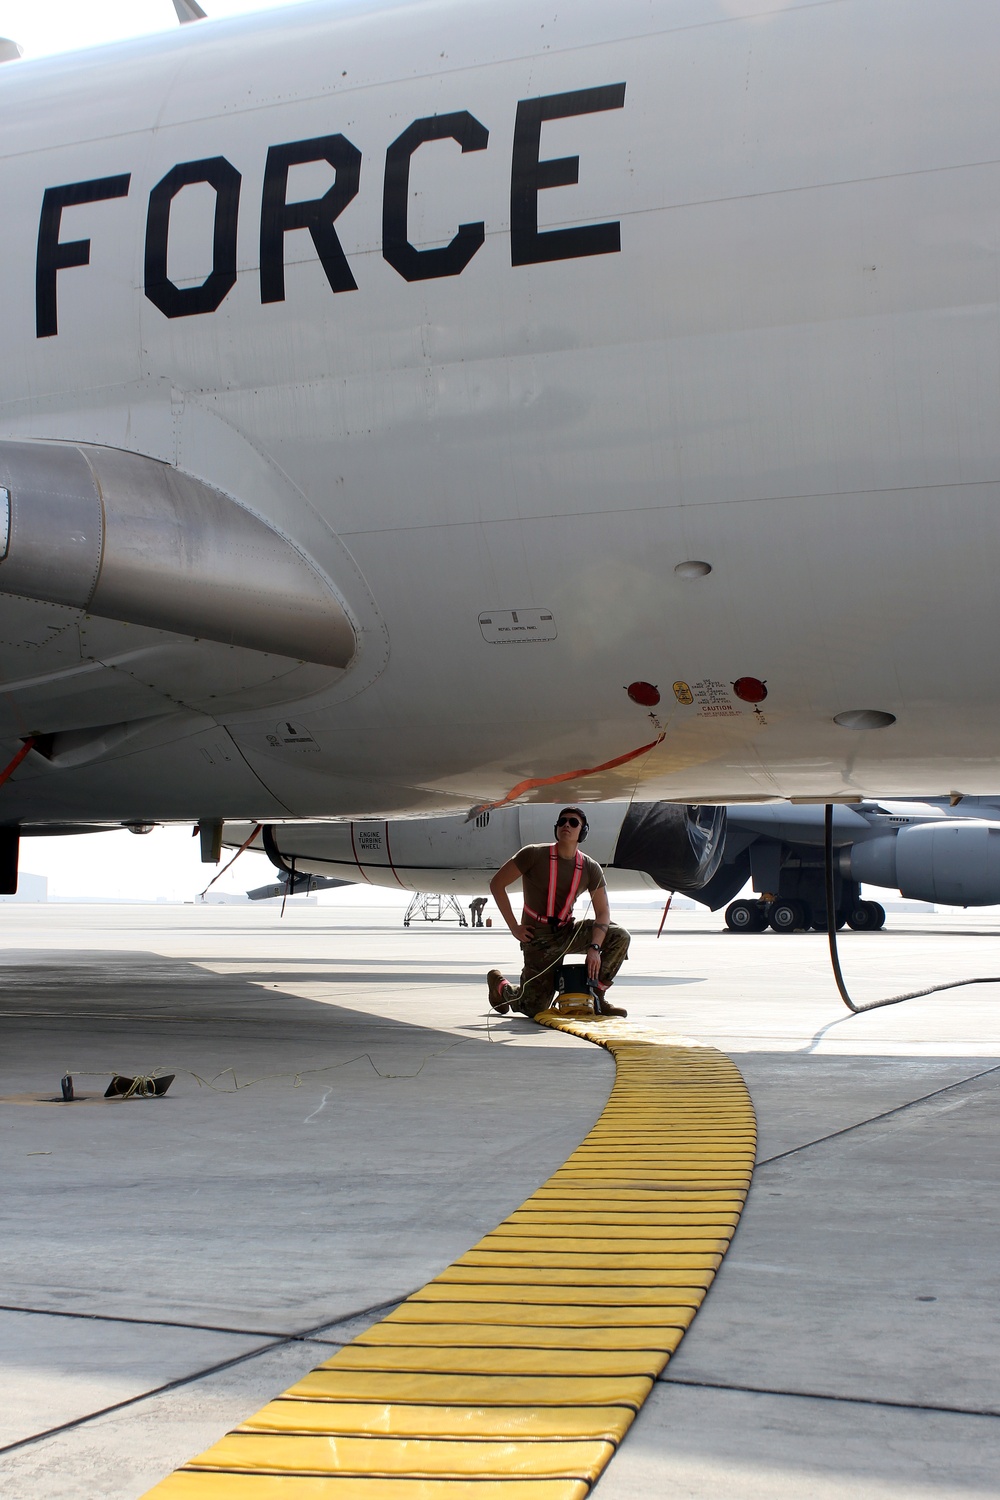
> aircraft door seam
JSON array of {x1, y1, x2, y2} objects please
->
[
  {"x1": 349, "y1": 822, "x2": 372, "y2": 883},
  {"x1": 383, "y1": 820, "x2": 406, "y2": 887},
  {"x1": 221, "y1": 725, "x2": 294, "y2": 814}
]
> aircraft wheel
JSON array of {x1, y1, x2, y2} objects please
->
[
  {"x1": 725, "y1": 900, "x2": 768, "y2": 932},
  {"x1": 847, "y1": 900, "x2": 886, "y2": 931},
  {"x1": 769, "y1": 899, "x2": 805, "y2": 932}
]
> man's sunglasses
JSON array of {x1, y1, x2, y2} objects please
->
[{"x1": 556, "y1": 816, "x2": 582, "y2": 828}]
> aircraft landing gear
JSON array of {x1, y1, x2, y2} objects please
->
[
  {"x1": 846, "y1": 900, "x2": 886, "y2": 931},
  {"x1": 725, "y1": 875, "x2": 876, "y2": 934},
  {"x1": 725, "y1": 899, "x2": 769, "y2": 932},
  {"x1": 768, "y1": 899, "x2": 807, "y2": 932}
]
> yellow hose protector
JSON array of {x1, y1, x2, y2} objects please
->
[{"x1": 145, "y1": 1015, "x2": 756, "y2": 1499}]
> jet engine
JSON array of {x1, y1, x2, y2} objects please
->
[
  {"x1": 850, "y1": 821, "x2": 1000, "y2": 906},
  {"x1": 610, "y1": 802, "x2": 725, "y2": 892},
  {"x1": 231, "y1": 801, "x2": 726, "y2": 897},
  {"x1": 0, "y1": 440, "x2": 355, "y2": 666}
]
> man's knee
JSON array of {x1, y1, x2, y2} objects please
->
[
  {"x1": 519, "y1": 982, "x2": 557, "y2": 1017},
  {"x1": 602, "y1": 925, "x2": 630, "y2": 971}
]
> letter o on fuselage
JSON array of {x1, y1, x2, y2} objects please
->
[{"x1": 144, "y1": 157, "x2": 242, "y2": 319}]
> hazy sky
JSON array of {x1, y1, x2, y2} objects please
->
[{"x1": 0, "y1": 0, "x2": 308, "y2": 58}]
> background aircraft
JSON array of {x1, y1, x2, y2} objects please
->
[
  {"x1": 0, "y1": 0, "x2": 999, "y2": 884},
  {"x1": 712, "y1": 798, "x2": 1000, "y2": 932}
]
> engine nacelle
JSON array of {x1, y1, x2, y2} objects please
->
[
  {"x1": 851, "y1": 821, "x2": 1000, "y2": 905},
  {"x1": 232, "y1": 800, "x2": 726, "y2": 896},
  {"x1": 0, "y1": 440, "x2": 355, "y2": 667},
  {"x1": 611, "y1": 802, "x2": 725, "y2": 892}
]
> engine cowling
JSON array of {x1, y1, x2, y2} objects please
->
[
  {"x1": 611, "y1": 803, "x2": 725, "y2": 893},
  {"x1": 0, "y1": 440, "x2": 355, "y2": 667},
  {"x1": 851, "y1": 821, "x2": 1000, "y2": 906},
  {"x1": 233, "y1": 801, "x2": 727, "y2": 896}
]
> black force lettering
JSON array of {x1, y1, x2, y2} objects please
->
[
  {"x1": 510, "y1": 84, "x2": 626, "y2": 267},
  {"x1": 35, "y1": 175, "x2": 131, "y2": 338},
  {"x1": 260, "y1": 135, "x2": 362, "y2": 301},
  {"x1": 382, "y1": 111, "x2": 489, "y2": 282},
  {"x1": 144, "y1": 157, "x2": 242, "y2": 319}
]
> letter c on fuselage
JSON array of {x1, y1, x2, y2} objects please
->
[{"x1": 382, "y1": 111, "x2": 489, "y2": 282}]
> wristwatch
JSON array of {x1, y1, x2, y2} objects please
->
[{"x1": 588, "y1": 943, "x2": 602, "y2": 953}]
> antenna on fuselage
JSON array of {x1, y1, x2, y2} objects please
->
[{"x1": 172, "y1": 0, "x2": 207, "y2": 22}]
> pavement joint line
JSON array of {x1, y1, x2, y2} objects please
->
[
  {"x1": 0, "y1": 1302, "x2": 400, "y2": 1341},
  {"x1": 660, "y1": 1375, "x2": 1000, "y2": 1421},
  {"x1": 0, "y1": 1339, "x2": 292, "y2": 1459},
  {"x1": 756, "y1": 1061, "x2": 1000, "y2": 1167},
  {"x1": 0, "y1": 1304, "x2": 299, "y2": 1339},
  {"x1": 0, "y1": 1298, "x2": 405, "y2": 1459}
]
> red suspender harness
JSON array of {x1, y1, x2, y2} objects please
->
[{"x1": 525, "y1": 845, "x2": 585, "y2": 930}]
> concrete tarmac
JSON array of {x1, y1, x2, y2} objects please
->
[{"x1": 1, "y1": 900, "x2": 999, "y2": 1498}]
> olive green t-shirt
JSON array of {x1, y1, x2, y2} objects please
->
[{"x1": 513, "y1": 843, "x2": 606, "y2": 921}]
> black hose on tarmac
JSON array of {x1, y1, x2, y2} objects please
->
[{"x1": 824, "y1": 804, "x2": 1000, "y2": 1013}]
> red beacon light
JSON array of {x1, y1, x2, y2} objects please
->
[{"x1": 732, "y1": 676, "x2": 767, "y2": 704}]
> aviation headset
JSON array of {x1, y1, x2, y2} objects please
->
[{"x1": 554, "y1": 806, "x2": 589, "y2": 842}]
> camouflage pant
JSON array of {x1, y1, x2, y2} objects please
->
[{"x1": 506, "y1": 919, "x2": 631, "y2": 1017}]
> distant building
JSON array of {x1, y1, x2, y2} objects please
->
[{"x1": 0, "y1": 873, "x2": 47, "y2": 902}]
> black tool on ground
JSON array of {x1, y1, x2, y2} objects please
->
[
  {"x1": 104, "y1": 1073, "x2": 175, "y2": 1099},
  {"x1": 60, "y1": 1074, "x2": 73, "y2": 1101}
]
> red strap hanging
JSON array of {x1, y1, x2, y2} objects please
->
[{"x1": 0, "y1": 737, "x2": 36, "y2": 790}]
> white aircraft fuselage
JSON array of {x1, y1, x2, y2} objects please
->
[{"x1": 0, "y1": 0, "x2": 997, "y2": 826}]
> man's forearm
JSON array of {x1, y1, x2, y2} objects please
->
[{"x1": 590, "y1": 898, "x2": 611, "y2": 946}]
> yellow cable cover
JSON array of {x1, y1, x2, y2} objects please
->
[{"x1": 144, "y1": 1015, "x2": 756, "y2": 1498}]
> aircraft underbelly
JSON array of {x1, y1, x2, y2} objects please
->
[{"x1": 0, "y1": 1, "x2": 998, "y2": 818}]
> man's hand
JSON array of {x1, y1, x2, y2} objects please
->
[
  {"x1": 585, "y1": 944, "x2": 602, "y2": 980},
  {"x1": 512, "y1": 921, "x2": 534, "y2": 945}
]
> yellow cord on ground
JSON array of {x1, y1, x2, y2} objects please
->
[{"x1": 144, "y1": 1014, "x2": 756, "y2": 1498}]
